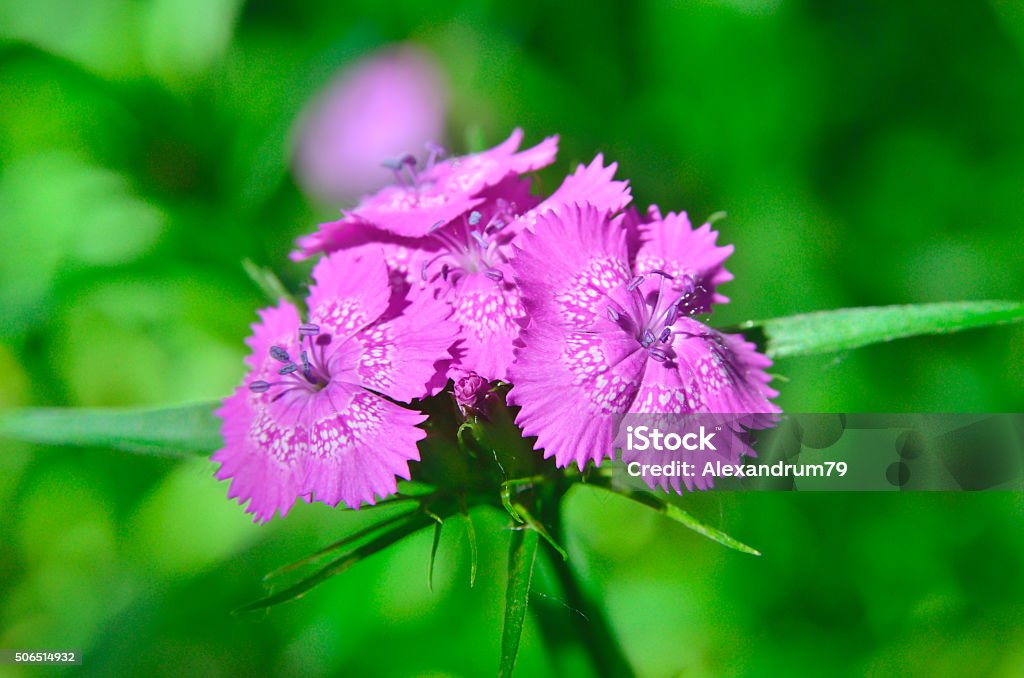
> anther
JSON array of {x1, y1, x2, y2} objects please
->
[
  {"x1": 641, "y1": 329, "x2": 656, "y2": 348},
  {"x1": 468, "y1": 211, "x2": 482, "y2": 226},
  {"x1": 664, "y1": 305, "x2": 679, "y2": 326},
  {"x1": 659, "y1": 328, "x2": 672, "y2": 343},
  {"x1": 298, "y1": 323, "x2": 319, "y2": 336},
  {"x1": 279, "y1": 363, "x2": 299, "y2": 375},
  {"x1": 470, "y1": 231, "x2": 488, "y2": 249},
  {"x1": 627, "y1": 275, "x2": 645, "y2": 292},
  {"x1": 270, "y1": 346, "x2": 290, "y2": 362},
  {"x1": 649, "y1": 348, "x2": 669, "y2": 362},
  {"x1": 679, "y1": 274, "x2": 696, "y2": 296},
  {"x1": 607, "y1": 306, "x2": 620, "y2": 322},
  {"x1": 248, "y1": 380, "x2": 271, "y2": 393},
  {"x1": 484, "y1": 268, "x2": 504, "y2": 282}
]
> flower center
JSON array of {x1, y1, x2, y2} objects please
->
[
  {"x1": 248, "y1": 323, "x2": 334, "y2": 399},
  {"x1": 607, "y1": 270, "x2": 699, "y2": 362},
  {"x1": 420, "y1": 205, "x2": 517, "y2": 286},
  {"x1": 381, "y1": 142, "x2": 446, "y2": 189}
]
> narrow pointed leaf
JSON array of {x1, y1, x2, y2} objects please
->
[
  {"x1": 501, "y1": 482, "x2": 525, "y2": 523},
  {"x1": 500, "y1": 527, "x2": 539, "y2": 678},
  {"x1": 464, "y1": 510, "x2": 478, "y2": 588},
  {"x1": 0, "y1": 402, "x2": 221, "y2": 456},
  {"x1": 513, "y1": 502, "x2": 568, "y2": 561},
  {"x1": 739, "y1": 300, "x2": 1024, "y2": 359},
  {"x1": 428, "y1": 520, "x2": 443, "y2": 592},
  {"x1": 236, "y1": 512, "x2": 433, "y2": 614},
  {"x1": 595, "y1": 485, "x2": 760, "y2": 556},
  {"x1": 264, "y1": 508, "x2": 419, "y2": 584},
  {"x1": 242, "y1": 258, "x2": 297, "y2": 306}
]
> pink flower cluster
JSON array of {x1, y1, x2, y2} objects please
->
[{"x1": 214, "y1": 130, "x2": 778, "y2": 521}]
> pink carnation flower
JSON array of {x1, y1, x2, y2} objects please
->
[
  {"x1": 293, "y1": 151, "x2": 631, "y2": 381},
  {"x1": 213, "y1": 249, "x2": 457, "y2": 521},
  {"x1": 294, "y1": 128, "x2": 558, "y2": 253},
  {"x1": 509, "y1": 203, "x2": 778, "y2": 470}
]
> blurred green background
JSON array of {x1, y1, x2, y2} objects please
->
[{"x1": 2, "y1": 1, "x2": 1024, "y2": 676}]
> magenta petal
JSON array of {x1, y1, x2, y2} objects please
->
[
  {"x1": 516, "y1": 154, "x2": 631, "y2": 235},
  {"x1": 307, "y1": 249, "x2": 391, "y2": 340},
  {"x1": 512, "y1": 203, "x2": 631, "y2": 327},
  {"x1": 510, "y1": 323, "x2": 646, "y2": 469},
  {"x1": 304, "y1": 382, "x2": 426, "y2": 509},
  {"x1": 242, "y1": 301, "x2": 302, "y2": 372},
  {"x1": 213, "y1": 388, "x2": 309, "y2": 523},
  {"x1": 351, "y1": 282, "x2": 459, "y2": 401},
  {"x1": 668, "y1": 318, "x2": 779, "y2": 415},
  {"x1": 447, "y1": 272, "x2": 523, "y2": 381},
  {"x1": 635, "y1": 211, "x2": 734, "y2": 312},
  {"x1": 347, "y1": 129, "x2": 558, "y2": 238}
]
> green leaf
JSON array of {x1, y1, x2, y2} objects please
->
[
  {"x1": 500, "y1": 527, "x2": 539, "y2": 678},
  {"x1": 740, "y1": 300, "x2": 1024, "y2": 359},
  {"x1": 242, "y1": 258, "x2": 297, "y2": 307},
  {"x1": 594, "y1": 483, "x2": 760, "y2": 556},
  {"x1": 0, "y1": 402, "x2": 221, "y2": 456},
  {"x1": 512, "y1": 501, "x2": 568, "y2": 561},
  {"x1": 428, "y1": 520, "x2": 443, "y2": 593},
  {"x1": 235, "y1": 511, "x2": 433, "y2": 614},
  {"x1": 263, "y1": 508, "x2": 419, "y2": 584},
  {"x1": 463, "y1": 505, "x2": 478, "y2": 588}
]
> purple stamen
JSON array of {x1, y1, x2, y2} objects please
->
[
  {"x1": 470, "y1": 231, "x2": 489, "y2": 250},
  {"x1": 270, "y1": 346, "x2": 290, "y2": 363},
  {"x1": 649, "y1": 348, "x2": 669, "y2": 362},
  {"x1": 642, "y1": 329, "x2": 656, "y2": 348},
  {"x1": 298, "y1": 323, "x2": 319, "y2": 337},
  {"x1": 679, "y1": 274, "x2": 696, "y2": 296},
  {"x1": 468, "y1": 211, "x2": 482, "y2": 226},
  {"x1": 249, "y1": 380, "x2": 271, "y2": 393},
  {"x1": 279, "y1": 363, "x2": 299, "y2": 375},
  {"x1": 607, "y1": 305, "x2": 620, "y2": 322},
  {"x1": 659, "y1": 327, "x2": 672, "y2": 343},
  {"x1": 664, "y1": 304, "x2": 679, "y2": 326},
  {"x1": 484, "y1": 268, "x2": 504, "y2": 282},
  {"x1": 627, "y1": 275, "x2": 645, "y2": 292},
  {"x1": 425, "y1": 142, "x2": 445, "y2": 166}
]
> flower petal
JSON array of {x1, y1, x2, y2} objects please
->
[
  {"x1": 512, "y1": 203, "x2": 631, "y2": 328},
  {"x1": 446, "y1": 273, "x2": 523, "y2": 381},
  {"x1": 349, "y1": 129, "x2": 558, "y2": 238},
  {"x1": 348, "y1": 281, "x2": 459, "y2": 401},
  {"x1": 510, "y1": 323, "x2": 646, "y2": 469},
  {"x1": 213, "y1": 387, "x2": 310, "y2": 522},
  {"x1": 307, "y1": 249, "x2": 391, "y2": 341},
  {"x1": 243, "y1": 300, "x2": 302, "y2": 372},
  {"x1": 634, "y1": 210, "x2": 734, "y2": 312},
  {"x1": 666, "y1": 318, "x2": 779, "y2": 415},
  {"x1": 515, "y1": 154, "x2": 631, "y2": 235},
  {"x1": 303, "y1": 381, "x2": 426, "y2": 509}
]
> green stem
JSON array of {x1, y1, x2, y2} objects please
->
[{"x1": 536, "y1": 488, "x2": 635, "y2": 678}]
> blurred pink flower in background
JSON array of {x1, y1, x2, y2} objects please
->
[{"x1": 292, "y1": 45, "x2": 449, "y2": 203}]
